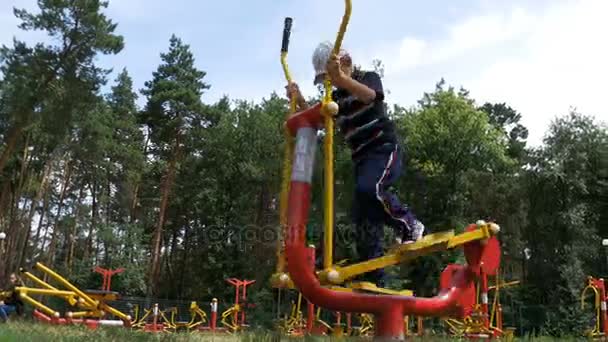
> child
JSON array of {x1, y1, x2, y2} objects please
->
[
  {"x1": 0, "y1": 273, "x2": 24, "y2": 322},
  {"x1": 286, "y1": 41, "x2": 425, "y2": 287}
]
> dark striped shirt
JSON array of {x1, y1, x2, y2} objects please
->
[{"x1": 332, "y1": 71, "x2": 397, "y2": 159}]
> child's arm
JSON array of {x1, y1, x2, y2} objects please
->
[
  {"x1": 286, "y1": 82, "x2": 310, "y2": 110},
  {"x1": 334, "y1": 71, "x2": 384, "y2": 105},
  {"x1": 328, "y1": 55, "x2": 384, "y2": 104}
]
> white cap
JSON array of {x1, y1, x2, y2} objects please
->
[{"x1": 312, "y1": 41, "x2": 348, "y2": 85}]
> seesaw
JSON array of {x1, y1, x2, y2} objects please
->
[
  {"x1": 15, "y1": 262, "x2": 130, "y2": 326},
  {"x1": 270, "y1": 1, "x2": 503, "y2": 340}
]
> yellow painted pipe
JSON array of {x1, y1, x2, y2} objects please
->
[
  {"x1": 35, "y1": 262, "x2": 98, "y2": 308},
  {"x1": 322, "y1": 0, "x2": 352, "y2": 271},
  {"x1": 278, "y1": 32, "x2": 297, "y2": 275},
  {"x1": 100, "y1": 303, "x2": 131, "y2": 322},
  {"x1": 68, "y1": 310, "x2": 102, "y2": 319},
  {"x1": 16, "y1": 287, "x2": 74, "y2": 297},
  {"x1": 21, "y1": 271, "x2": 58, "y2": 291},
  {"x1": 19, "y1": 293, "x2": 59, "y2": 318}
]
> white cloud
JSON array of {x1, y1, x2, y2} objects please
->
[{"x1": 361, "y1": 0, "x2": 608, "y2": 147}]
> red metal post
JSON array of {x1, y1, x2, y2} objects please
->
[
  {"x1": 210, "y1": 298, "x2": 218, "y2": 331},
  {"x1": 480, "y1": 269, "x2": 489, "y2": 329},
  {"x1": 346, "y1": 312, "x2": 352, "y2": 335},
  {"x1": 306, "y1": 245, "x2": 316, "y2": 334},
  {"x1": 600, "y1": 279, "x2": 608, "y2": 336}
]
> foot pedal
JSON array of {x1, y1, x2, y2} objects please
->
[
  {"x1": 387, "y1": 231, "x2": 455, "y2": 258},
  {"x1": 348, "y1": 282, "x2": 413, "y2": 296}
]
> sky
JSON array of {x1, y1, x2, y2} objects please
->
[{"x1": 1, "y1": 0, "x2": 607, "y2": 147}]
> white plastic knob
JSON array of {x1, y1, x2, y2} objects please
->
[
  {"x1": 0, "y1": 232, "x2": 6, "y2": 240},
  {"x1": 476, "y1": 220, "x2": 486, "y2": 226},
  {"x1": 126, "y1": 315, "x2": 132, "y2": 321},
  {"x1": 327, "y1": 269, "x2": 341, "y2": 284},
  {"x1": 324, "y1": 102, "x2": 339, "y2": 116},
  {"x1": 66, "y1": 312, "x2": 73, "y2": 318},
  {"x1": 53, "y1": 312, "x2": 60, "y2": 318},
  {"x1": 489, "y1": 223, "x2": 501, "y2": 234},
  {"x1": 279, "y1": 273, "x2": 289, "y2": 284}
]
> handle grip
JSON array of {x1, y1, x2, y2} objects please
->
[{"x1": 281, "y1": 17, "x2": 293, "y2": 53}]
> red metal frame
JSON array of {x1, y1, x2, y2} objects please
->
[
  {"x1": 94, "y1": 266, "x2": 124, "y2": 292},
  {"x1": 587, "y1": 277, "x2": 608, "y2": 336},
  {"x1": 284, "y1": 104, "x2": 494, "y2": 340},
  {"x1": 225, "y1": 278, "x2": 256, "y2": 328}
]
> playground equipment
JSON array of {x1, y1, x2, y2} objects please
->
[
  {"x1": 94, "y1": 266, "x2": 124, "y2": 292},
  {"x1": 131, "y1": 303, "x2": 173, "y2": 332},
  {"x1": 16, "y1": 262, "x2": 130, "y2": 327},
  {"x1": 443, "y1": 266, "x2": 518, "y2": 340},
  {"x1": 130, "y1": 300, "x2": 220, "y2": 333},
  {"x1": 582, "y1": 276, "x2": 608, "y2": 339},
  {"x1": 221, "y1": 278, "x2": 256, "y2": 333},
  {"x1": 273, "y1": 1, "x2": 503, "y2": 340}
]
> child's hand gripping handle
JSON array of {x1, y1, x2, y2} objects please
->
[{"x1": 281, "y1": 17, "x2": 293, "y2": 54}]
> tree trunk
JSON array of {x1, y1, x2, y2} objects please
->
[
  {"x1": 148, "y1": 137, "x2": 181, "y2": 296},
  {"x1": 178, "y1": 222, "x2": 191, "y2": 298},
  {"x1": 0, "y1": 124, "x2": 23, "y2": 177},
  {"x1": 45, "y1": 159, "x2": 72, "y2": 267},
  {"x1": 130, "y1": 133, "x2": 150, "y2": 223},
  {"x1": 7, "y1": 133, "x2": 32, "y2": 273},
  {"x1": 66, "y1": 186, "x2": 85, "y2": 273},
  {"x1": 19, "y1": 157, "x2": 53, "y2": 267},
  {"x1": 0, "y1": 181, "x2": 12, "y2": 230},
  {"x1": 32, "y1": 189, "x2": 50, "y2": 261},
  {"x1": 85, "y1": 178, "x2": 98, "y2": 260}
]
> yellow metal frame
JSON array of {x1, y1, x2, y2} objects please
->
[
  {"x1": 276, "y1": 34, "x2": 296, "y2": 278},
  {"x1": 220, "y1": 304, "x2": 241, "y2": 333},
  {"x1": 443, "y1": 271, "x2": 518, "y2": 340},
  {"x1": 15, "y1": 262, "x2": 130, "y2": 322},
  {"x1": 186, "y1": 301, "x2": 209, "y2": 330},
  {"x1": 131, "y1": 303, "x2": 173, "y2": 332},
  {"x1": 275, "y1": 223, "x2": 498, "y2": 288},
  {"x1": 581, "y1": 281, "x2": 602, "y2": 338}
]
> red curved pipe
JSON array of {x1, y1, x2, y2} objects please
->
[{"x1": 284, "y1": 105, "x2": 478, "y2": 338}]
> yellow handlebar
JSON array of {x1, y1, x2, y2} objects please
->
[{"x1": 322, "y1": 0, "x2": 352, "y2": 272}]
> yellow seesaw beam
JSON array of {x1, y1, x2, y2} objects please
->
[
  {"x1": 18, "y1": 292, "x2": 60, "y2": 318},
  {"x1": 34, "y1": 262, "x2": 99, "y2": 308},
  {"x1": 273, "y1": 224, "x2": 497, "y2": 288},
  {"x1": 20, "y1": 270, "x2": 59, "y2": 291},
  {"x1": 317, "y1": 225, "x2": 497, "y2": 285}
]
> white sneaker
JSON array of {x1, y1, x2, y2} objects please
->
[
  {"x1": 402, "y1": 220, "x2": 425, "y2": 243},
  {"x1": 411, "y1": 220, "x2": 425, "y2": 241}
]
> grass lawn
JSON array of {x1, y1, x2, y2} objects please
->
[{"x1": 0, "y1": 321, "x2": 588, "y2": 341}]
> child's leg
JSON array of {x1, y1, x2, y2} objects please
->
[
  {"x1": 373, "y1": 145, "x2": 424, "y2": 241},
  {"x1": 0, "y1": 305, "x2": 9, "y2": 322},
  {"x1": 352, "y1": 146, "x2": 403, "y2": 285}
]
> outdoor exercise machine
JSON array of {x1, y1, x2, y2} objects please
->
[
  {"x1": 273, "y1": 0, "x2": 503, "y2": 340},
  {"x1": 94, "y1": 266, "x2": 124, "y2": 292},
  {"x1": 443, "y1": 266, "x2": 518, "y2": 340},
  {"x1": 15, "y1": 262, "x2": 130, "y2": 327},
  {"x1": 130, "y1": 300, "x2": 219, "y2": 333},
  {"x1": 221, "y1": 278, "x2": 256, "y2": 333},
  {"x1": 581, "y1": 276, "x2": 608, "y2": 340}
]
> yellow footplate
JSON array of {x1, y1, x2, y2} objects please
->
[
  {"x1": 388, "y1": 231, "x2": 455, "y2": 261},
  {"x1": 348, "y1": 282, "x2": 413, "y2": 296}
]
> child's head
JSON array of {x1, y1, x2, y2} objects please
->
[
  {"x1": 312, "y1": 41, "x2": 353, "y2": 85},
  {"x1": 9, "y1": 273, "x2": 21, "y2": 285}
]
